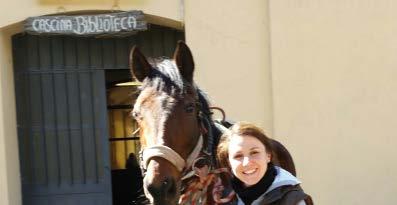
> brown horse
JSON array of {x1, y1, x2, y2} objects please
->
[{"x1": 129, "y1": 41, "x2": 296, "y2": 205}]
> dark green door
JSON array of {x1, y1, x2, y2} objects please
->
[{"x1": 13, "y1": 34, "x2": 112, "y2": 205}]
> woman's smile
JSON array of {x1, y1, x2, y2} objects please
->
[{"x1": 243, "y1": 168, "x2": 258, "y2": 175}]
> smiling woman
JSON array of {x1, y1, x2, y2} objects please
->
[{"x1": 217, "y1": 122, "x2": 313, "y2": 205}]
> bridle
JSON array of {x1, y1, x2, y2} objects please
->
[{"x1": 137, "y1": 86, "x2": 216, "y2": 179}]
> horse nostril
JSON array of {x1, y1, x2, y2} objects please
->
[
  {"x1": 163, "y1": 178, "x2": 176, "y2": 196},
  {"x1": 147, "y1": 183, "x2": 161, "y2": 199},
  {"x1": 147, "y1": 178, "x2": 176, "y2": 199}
]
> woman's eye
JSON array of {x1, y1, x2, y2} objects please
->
[
  {"x1": 233, "y1": 154, "x2": 243, "y2": 160},
  {"x1": 250, "y1": 151, "x2": 260, "y2": 156}
]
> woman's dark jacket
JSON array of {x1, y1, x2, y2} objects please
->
[{"x1": 231, "y1": 166, "x2": 313, "y2": 205}]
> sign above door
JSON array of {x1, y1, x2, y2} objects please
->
[{"x1": 25, "y1": 10, "x2": 147, "y2": 36}]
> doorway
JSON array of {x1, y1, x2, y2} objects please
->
[{"x1": 13, "y1": 25, "x2": 184, "y2": 205}]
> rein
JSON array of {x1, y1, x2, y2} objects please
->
[
  {"x1": 178, "y1": 108, "x2": 235, "y2": 205},
  {"x1": 179, "y1": 167, "x2": 235, "y2": 205},
  {"x1": 178, "y1": 118, "x2": 236, "y2": 205}
]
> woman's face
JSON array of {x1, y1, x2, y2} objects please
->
[{"x1": 228, "y1": 135, "x2": 271, "y2": 187}]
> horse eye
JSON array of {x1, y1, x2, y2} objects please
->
[
  {"x1": 132, "y1": 111, "x2": 141, "y2": 120},
  {"x1": 184, "y1": 103, "x2": 195, "y2": 113}
]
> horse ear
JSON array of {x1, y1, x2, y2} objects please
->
[
  {"x1": 129, "y1": 46, "x2": 152, "y2": 82},
  {"x1": 174, "y1": 41, "x2": 195, "y2": 83}
]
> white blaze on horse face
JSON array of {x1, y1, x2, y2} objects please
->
[{"x1": 134, "y1": 87, "x2": 176, "y2": 147}]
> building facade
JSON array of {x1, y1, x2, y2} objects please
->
[{"x1": 1, "y1": 0, "x2": 397, "y2": 204}]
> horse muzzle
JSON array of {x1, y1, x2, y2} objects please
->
[
  {"x1": 140, "y1": 136, "x2": 204, "y2": 204},
  {"x1": 143, "y1": 157, "x2": 181, "y2": 205},
  {"x1": 144, "y1": 177, "x2": 180, "y2": 205}
]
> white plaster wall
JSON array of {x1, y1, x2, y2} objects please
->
[
  {"x1": 185, "y1": 0, "x2": 274, "y2": 133},
  {"x1": 270, "y1": 1, "x2": 397, "y2": 204},
  {"x1": 0, "y1": 24, "x2": 22, "y2": 205}
]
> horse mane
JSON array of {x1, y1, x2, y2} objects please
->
[{"x1": 196, "y1": 89, "x2": 224, "y2": 161}]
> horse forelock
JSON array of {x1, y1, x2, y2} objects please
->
[
  {"x1": 146, "y1": 59, "x2": 211, "y2": 107},
  {"x1": 138, "y1": 58, "x2": 184, "y2": 95}
]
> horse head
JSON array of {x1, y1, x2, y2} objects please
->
[{"x1": 130, "y1": 41, "x2": 210, "y2": 205}]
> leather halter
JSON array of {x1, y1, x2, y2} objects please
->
[
  {"x1": 140, "y1": 135, "x2": 203, "y2": 172},
  {"x1": 138, "y1": 88, "x2": 215, "y2": 176}
]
